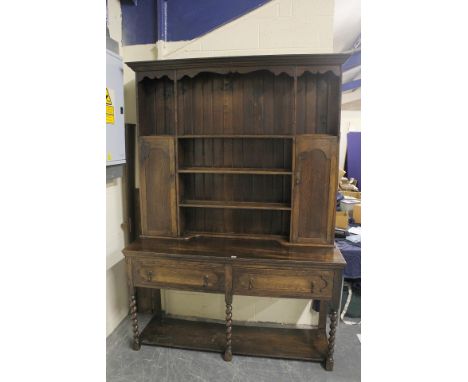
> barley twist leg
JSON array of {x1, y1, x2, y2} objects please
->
[
  {"x1": 130, "y1": 295, "x2": 140, "y2": 351},
  {"x1": 223, "y1": 299, "x2": 232, "y2": 361},
  {"x1": 325, "y1": 310, "x2": 337, "y2": 371}
]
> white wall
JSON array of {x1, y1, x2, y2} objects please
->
[
  {"x1": 108, "y1": 0, "x2": 336, "y2": 329},
  {"x1": 157, "y1": 0, "x2": 334, "y2": 59},
  {"x1": 106, "y1": 0, "x2": 128, "y2": 337},
  {"x1": 106, "y1": 176, "x2": 128, "y2": 336},
  {"x1": 121, "y1": 0, "x2": 335, "y2": 130}
]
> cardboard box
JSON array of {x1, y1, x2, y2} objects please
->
[
  {"x1": 353, "y1": 204, "x2": 361, "y2": 224},
  {"x1": 341, "y1": 190, "x2": 361, "y2": 199},
  {"x1": 335, "y1": 211, "x2": 349, "y2": 229},
  {"x1": 340, "y1": 199, "x2": 360, "y2": 215}
]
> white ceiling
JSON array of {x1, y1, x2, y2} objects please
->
[
  {"x1": 333, "y1": 0, "x2": 361, "y2": 53},
  {"x1": 334, "y1": 0, "x2": 361, "y2": 109}
]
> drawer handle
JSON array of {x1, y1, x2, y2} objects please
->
[
  {"x1": 146, "y1": 271, "x2": 153, "y2": 282},
  {"x1": 311, "y1": 281, "x2": 315, "y2": 293},
  {"x1": 248, "y1": 277, "x2": 254, "y2": 290},
  {"x1": 203, "y1": 275, "x2": 209, "y2": 288}
]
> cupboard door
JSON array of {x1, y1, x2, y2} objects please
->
[
  {"x1": 291, "y1": 136, "x2": 338, "y2": 244},
  {"x1": 139, "y1": 136, "x2": 177, "y2": 237}
]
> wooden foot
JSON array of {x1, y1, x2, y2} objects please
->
[
  {"x1": 130, "y1": 295, "x2": 140, "y2": 351},
  {"x1": 223, "y1": 349, "x2": 232, "y2": 362},
  {"x1": 325, "y1": 310, "x2": 337, "y2": 371},
  {"x1": 223, "y1": 299, "x2": 232, "y2": 361},
  {"x1": 325, "y1": 357, "x2": 334, "y2": 371}
]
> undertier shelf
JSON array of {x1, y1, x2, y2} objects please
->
[
  {"x1": 179, "y1": 200, "x2": 291, "y2": 211},
  {"x1": 140, "y1": 316, "x2": 328, "y2": 361},
  {"x1": 178, "y1": 167, "x2": 292, "y2": 175}
]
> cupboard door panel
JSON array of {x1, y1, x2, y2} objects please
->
[
  {"x1": 139, "y1": 137, "x2": 177, "y2": 236},
  {"x1": 291, "y1": 136, "x2": 338, "y2": 244}
]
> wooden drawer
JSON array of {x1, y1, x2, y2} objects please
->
[
  {"x1": 133, "y1": 258, "x2": 225, "y2": 292},
  {"x1": 233, "y1": 266, "x2": 334, "y2": 298}
]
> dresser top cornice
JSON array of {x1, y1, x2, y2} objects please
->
[
  {"x1": 127, "y1": 54, "x2": 350, "y2": 80},
  {"x1": 126, "y1": 54, "x2": 350, "y2": 72}
]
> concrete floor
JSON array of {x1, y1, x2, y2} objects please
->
[{"x1": 107, "y1": 314, "x2": 361, "y2": 382}]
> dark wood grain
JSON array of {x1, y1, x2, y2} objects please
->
[
  {"x1": 132, "y1": 258, "x2": 225, "y2": 293},
  {"x1": 178, "y1": 167, "x2": 292, "y2": 175},
  {"x1": 224, "y1": 264, "x2": 233, "y2": 361},
  {"x1": 233, "y1": 265, "x2": 333, "y2": 299},
  {"x1": 179, "y1": 200, "x2": 291, "y2": 211},
  {"x1": 130, "y1": 295, "x2": 141, "y2": 350},
  {"x1": 318, "y1": 300, "x2": 329, "y2": 331},
  {"x1": 127, "y1": 54, "x2": 348, "y2": 82},
  {"x1": 126, "y1": 54, "x2": 348, "y2": 370},
  {"x1": 140, "y1": 316, "x2": 329, "y2": 361},
  {"x1": 138, "y1": 77, "x2": 175, "y2": 136},
  {"x1": 180, "y1": 209, "x2": 290, "y2": 237},
  {"x1": 124, "y1": 124, "x2": 137, "y2": 243},
  {"x1": 124, "y1": 236, "x2": 346, "y2": 266},
  {"x1": 291, "y1": 135, "x2": 338, "y2": 244},
  {"x1": 135, "y1": 288, "x2": 154, "y2": 314},
  {"x1": 325, "y1": 310, "x2": 338, "y2": 371},
  {"x1": 139, "y1": 137, "x2": 177, "y2": 237},
  {"x1": 178, "y1": 137, "x2": 292, "y2": 169},
  {"x1": 134, "y1": 57, "x2": 343, "y2": 243}
]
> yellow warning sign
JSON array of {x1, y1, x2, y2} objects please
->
[
  {"x1": 106, "y1": 106, "x2": 115, "y2": 124},
  {"x1": 106, "y1": 88, "x2": 115, "y2": 124},
  {"x1": 106, "y1": 88, "x2": 112, "y2": 105}
]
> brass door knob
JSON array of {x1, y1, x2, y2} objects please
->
[{"x1": 295, "y1": 172, "x2": 301, "y2": 185}]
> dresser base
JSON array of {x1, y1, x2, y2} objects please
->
[
  {"x1": 140, "y1": 315, "x2": 329, "y2": 362},
  {"x1": 125, "y1": 238, "x2": 345, "y2": 371}
]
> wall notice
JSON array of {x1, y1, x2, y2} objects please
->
[{"x1": 106, "y1": 88, "x2": 115, "y2": 124}]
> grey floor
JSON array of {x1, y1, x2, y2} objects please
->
[{"x1": 107, "y1": 314, "x2": 361, "y2": 382}]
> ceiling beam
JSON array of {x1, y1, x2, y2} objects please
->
[
  {"x1": 342, "y1": 50, "x2": 361, "y2": 72},
  {"x1": 342, "y1": 79, "x2": 361, "y2": 92},
  {"x1": 342, "y1": 87, "x2": 361, "y2": 104}
]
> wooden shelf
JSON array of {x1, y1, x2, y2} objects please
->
[
  {"x1": 140, "y1": 316, "x2": 328, "y2": 361},
  {"x1": 181, "y1": 231, "x2": 289, "y2": 242},
  {"x1": 179, "y1": 200, "x2": 291, "y2": 211},
  {"x1": 178, "y1": 167, "x2": 292, "y2": 175},
  {"x1": 177, "y1": 135, "x2": 293, "y2": 139}
]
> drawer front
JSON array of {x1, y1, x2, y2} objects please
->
[
  {"x1": 133, "y1": 259, "x2": 225, "y2": 292},
  {"x1": 233, "y1": 266, "x2": 334, "y2": 298}
]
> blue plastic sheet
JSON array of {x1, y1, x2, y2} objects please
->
[{"x1": 336, "y1": 238, "x2": 361, "y2": 279}]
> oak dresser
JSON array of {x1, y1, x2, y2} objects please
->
[{"x1": 123, "y1": 54, "x2": 348, "y2": 371}]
